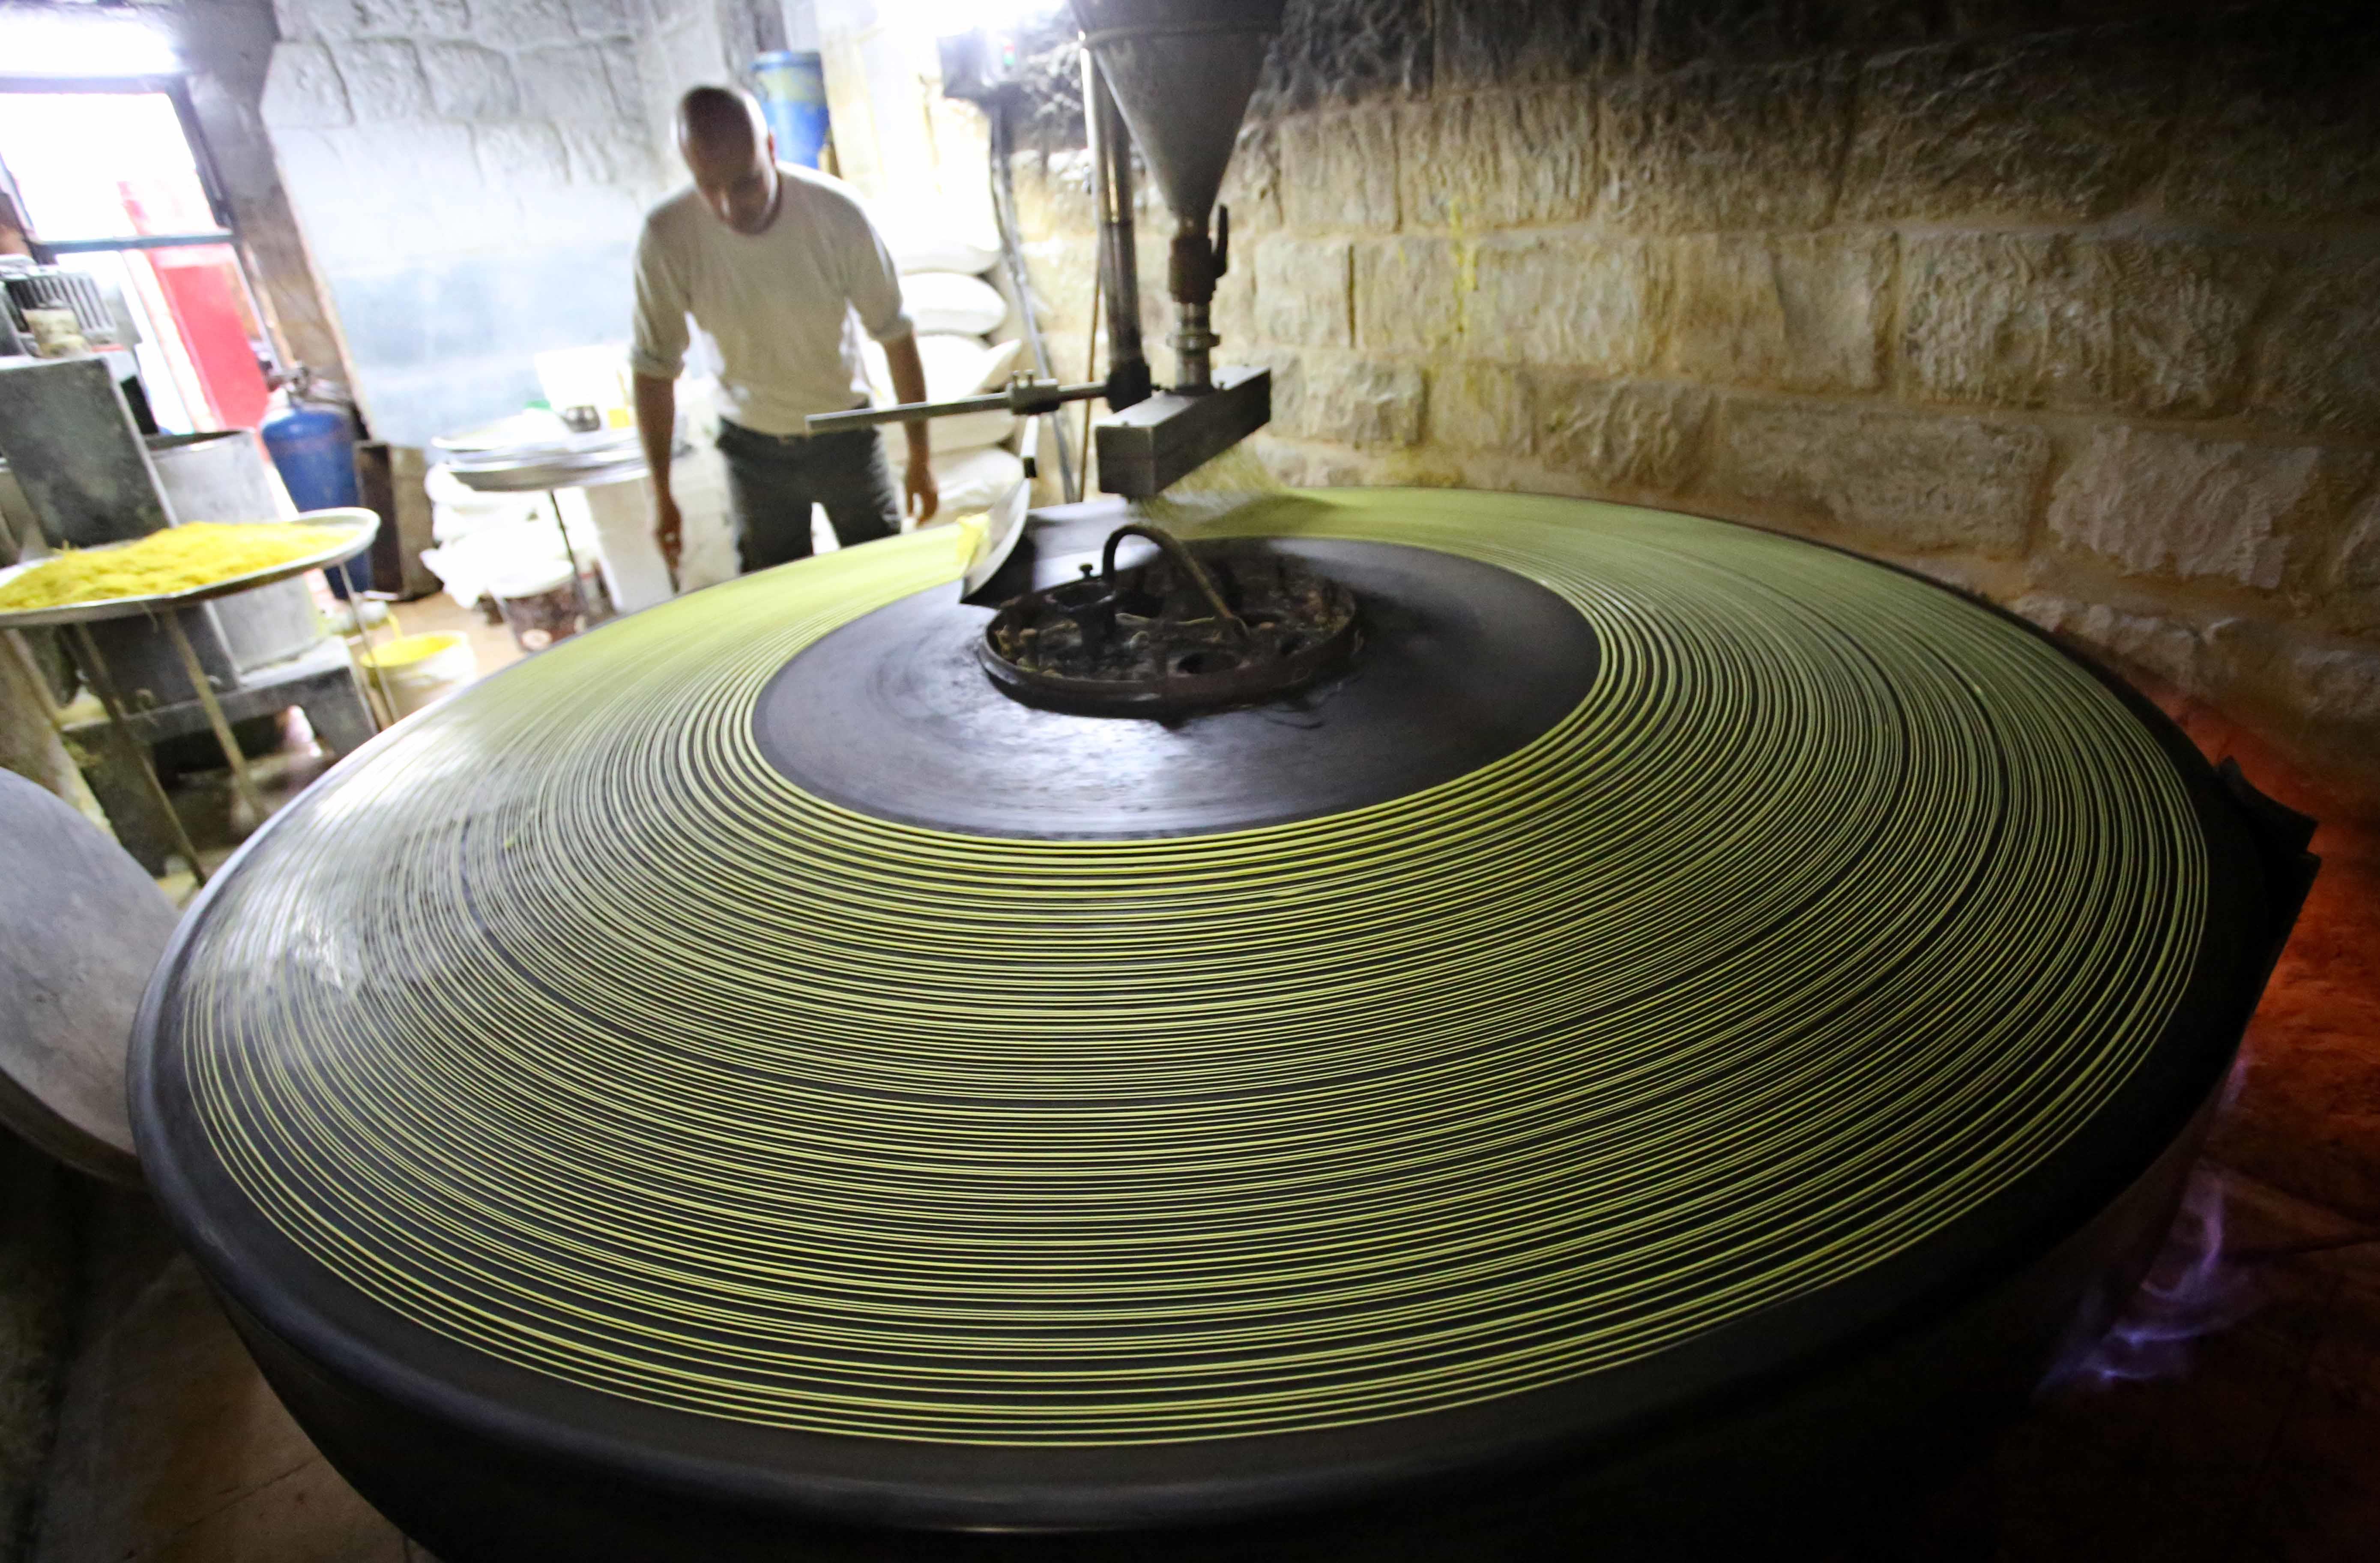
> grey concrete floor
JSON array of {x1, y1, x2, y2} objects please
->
[{"x1": 29, "y1": 1188, "x2": 427, "y2": 1563}]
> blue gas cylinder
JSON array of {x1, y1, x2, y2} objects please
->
[
  {"x1": 262, "y1": 397, "x2": 368, "y2": 593},
  {"x1": 752, "y1": 51, "x2": 830, "y2": 169}
]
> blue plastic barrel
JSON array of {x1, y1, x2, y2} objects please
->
[
  {"x1": 752, "y1": 51, "x2": 830, "y2": 170},
  {"x1": 262, "y1": 398, "x2": 368, "y2": 593}
]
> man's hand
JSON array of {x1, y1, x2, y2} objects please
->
[
  {"x1": 883, "y1": 333, "x2": 937, "y2": 527},
  {"x1": 905, "y1": 451, "x2": 939, "y2": 526},
  {"x1": 652, "y1": 490, "x2": 684, "y2": 583},
  {"x1": 634, "y1": 372, "x2": 682, "y2": 590}
]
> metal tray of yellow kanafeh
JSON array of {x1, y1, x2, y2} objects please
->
[{"x1": 0, "y1": 509, "x2": 380, "y2": 630}]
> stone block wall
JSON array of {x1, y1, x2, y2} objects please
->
[
  {"x1": 256, "y1": 0, "x2": 783, "y2": 444},
  {"x1": 1012, "y1": 0, "x2": 2380, "y2": 805}
]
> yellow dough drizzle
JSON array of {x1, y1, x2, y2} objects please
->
[{"x1": 160, "y1": 490, "x2": 2210, "y2": 1447}]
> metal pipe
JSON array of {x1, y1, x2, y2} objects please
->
[
  {"x1": 66, "y1": 621, "x2": 209, "y2": 885},
  {"x1": 335, "y1": 562, "x2": 398, "y2": 728},
  {"x1": 987, "y1": 97, "x2": 1080, "y2": 504},
  {"x1": 1084, "y1": 51, "x2": 1148, "y2": 410},
  {"x1": 1172, "y1": 296, "x2": 1215, "y2": 393}
]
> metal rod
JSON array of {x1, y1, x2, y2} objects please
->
[
  {"x1": 806, "y1": 383, "x2": 1106, "y2": 436},
  {"x1": 42, "y1": 232, "x2": 238, "y2": 255},
  {"x1": 161, "y1": 609, "x2": 270, "y2": 821},
  {"x1": 66, "y1": 621, "x2": 208, "y2": 886},
  {"x1": 547, "y1": 493, "x2": 591, "y2": 624},
  {"x1": 335, "y1": 561, "x2": 398, "y2": 728},
  {"x1": 987, "y1": 96, "x2": 1079, "y2": 504},
  {"x1": 1080, "y1": 258, "x2": 1104, "y2": 494},
  {"x1": 1084, "y1": 51, "x2": 1147, "y2": 407},
  {"x1": 4, "y1": 629, "x2": 69, "y2": 731}
]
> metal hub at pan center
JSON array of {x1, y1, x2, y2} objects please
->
[{"x1": 980, "y1": 523, "x2": 1359, "y2": 717}]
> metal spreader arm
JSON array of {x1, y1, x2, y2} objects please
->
[{"x1": 806, "y1": 378, "x2": 1108, "y2": 437}]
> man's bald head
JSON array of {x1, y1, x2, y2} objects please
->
[{"x1": 677, "y1": 86, "x2": 779, "y2": 234}]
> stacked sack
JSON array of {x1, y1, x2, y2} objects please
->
[{"x1": 863, "y1": 208, "x2": 1032, "y2": 521}]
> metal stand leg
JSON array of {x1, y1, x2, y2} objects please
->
[
  {"x1": 161, "y1": 611, "x2": 271, "y2": 822},
  {"x1": 336, "y1": 562, "x2": 398, "y2": 727},
  {"x1": 66, "y1": 622, "x2": 209, "y2": 886},
  {"x1": 547, "y1": 493, "x2": 592, "y2": 623}
]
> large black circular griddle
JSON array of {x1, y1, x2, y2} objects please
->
[
  {"x1": 127, "y1": 491, "x2": 2315, "y2": 1561},
  {"x1": 753, "y1": 536, "x2": 1598, "y2": 837}
]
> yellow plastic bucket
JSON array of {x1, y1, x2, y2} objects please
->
[{"x1": 357, "y1": 632, "x2": 476, "y2": 719}]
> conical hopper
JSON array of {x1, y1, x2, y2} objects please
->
[{"x1": 1070, "y1": 0, "x2": 1284, "y2": 230}]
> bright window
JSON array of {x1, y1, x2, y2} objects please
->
[
  {"x1": 0, "y1": 84, "x2": 274, "y2": 433},
  {"x1": 0, "y1": 92, "x2": 217, "y2": 242}
]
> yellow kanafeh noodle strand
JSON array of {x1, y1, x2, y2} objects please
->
[{"x1": 0, "y1": 522, "x2": 329, "y2": 612}]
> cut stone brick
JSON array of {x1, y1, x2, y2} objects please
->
[
  {"x1": 1902, "y1": 234, "x2": 2110, "y2": 410},
  {"x1": 1351, "y1": 237, "x2": 1459, "y2": 353},
  {"x1": 2047, "y1": 426, "x2": 2367, "y2": 591},
  {"x1": 1287, "y1": 356, "x2": 1423, "y2": 448},
  {"x1": 514, "y1": 41, "x2": 638, "y2": 126},
  {"x1": 475, "y1": 0, "x2": 578, "y2": 51},
  {"x1": 1471, "y1": 234, "x2": 1665, "y2": 374},
  {"x1": 1009, "y1": 151, "x2": 1094, "y2": 239},
  {"x1": 1022, "y1": 234, "x2": 1098, "y2": 335},
  {"x1": 2281, "y1": 639, "x2": 2380, "y2": 740},
  {"x1": 2327, "y1": 488, "x2": 2380, "y2": 633},
  {"x1": 1841, "y1": 27, "x2": 2180, "y2": 223},
  {"x1": 1638, "y1": 0, "x2": 1949, "y2": 70},
  {"x1": 1903, "y1": 234, "x2": 2279, "y2": 416},
  {"x1": 1535, "y1": 376, "x2": 1711, "y2": 491},
  {"x1": 568, "y1": 0, "x2": 639, "y2": 38},
  {"x1": 264, "y1": 127, "x2": 350, "y2": 207},
  {"x1": 1218, "y1": 123, "x2": 1282, "y2": 235},
  {"x1": 340, "y1": 0, "x2": 472, "y2": 36},
  {"x1": 1265, "y1": 350, "x2": 1307, "y2": 440},
  {"x1": 1600, "y1": 57, "x2": 1851, "y2": 233},
  {"x1": 421, "y1": 43, "x2": 518, "y2": 121},
  {"x1": 272, "y1": 0, "x2": 355, "y2": 39},
  {"x1": 1251, "y1": 0, "x2": 1431, "y2": 118},
  {"x1": 2102, "y1": 240, "x2": 2284, "y2": 418},
  {"x1": 1395, "y1": 86, "x2": 1594, "y2": 231},
  {"x1": 1213, "y1": 265, "x2": 1257, "y2": 357},
  {"x1": 2253, "y1": 249, "x2": 2380, "y2": 438},
  {"x1": 1281, "y1": 106, "x2": 1398, "y2": 232},
  {"x1": 1437, "y1": 0, "x2": 1638, "y2": 89},
  {"x1": 474, "y1": 122, "x2": 573, "y2": 195},
  {"x1": 1428, "y1": 364, "x2": 1532, "y2": 453},
  {"x1": 2012, "y1": 591, "x2": 2206, "y2": 693},
  {"x1": 1667, "y1": 231, "x2": 1890, "y2": 393},
  {"x1": 561, "y1": 124, "x2": 658, "y2": 192},
  {"x1": 1255, "y1": 237, "x2": 1351, "y2": 349},
  {"x1": 2164, "y1": 9, "x2": 2380, "y2": 223},
  {"x1": 336, "y1": 39, "x2": 431, "y2": 123},
  {"x1": 261, "y1": 42, "x2": 353, "y2": 130},
  {"x1": 1707, "y1": 398, "x2": 2049, "y2": 555}
]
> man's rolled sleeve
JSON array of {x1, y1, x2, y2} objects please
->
[
  {"x1": 845, "y1": 210, "x2": 914, "y2": 344},
  {"x1": 629, "y1": 223, "x2": 691, "y2": 380}
]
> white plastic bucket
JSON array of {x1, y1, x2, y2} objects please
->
[{"x1": 357, "y1": 632, "x2": 477, "y2": 719}]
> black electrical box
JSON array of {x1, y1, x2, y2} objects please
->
[{"x1": 938, "y1": 29, "x2": 1023, "y2": 105}]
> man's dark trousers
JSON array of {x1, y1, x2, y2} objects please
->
[{"x1": 716, "y1": 419, "x2": 903, "y2": 573}]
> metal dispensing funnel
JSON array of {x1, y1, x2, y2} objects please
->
[
  {"x1": 1068, "y1": 0, "x2": 1285, "y2": 393},
  {"x1": 807, "y1": 1, "x2": 1285, "y2": 495}
]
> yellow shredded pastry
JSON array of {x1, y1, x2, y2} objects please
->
[
  {"x1": 0, "y1": 523, "x2": 332, "y2": 613},
  {"x1": 358, "y1": 632, "x2": 463, "y2": 670}
]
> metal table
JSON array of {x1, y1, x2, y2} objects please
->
[
  {"x1": 0, "y1": 511, "x2": 380, "y2": 883},
  {"x1": 434, "y1": 429, "x2": 692, "y2": 615}
]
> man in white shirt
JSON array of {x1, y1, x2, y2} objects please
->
[{"x1": 631, "y1": 86, "x2": 937, "y2": 581}]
